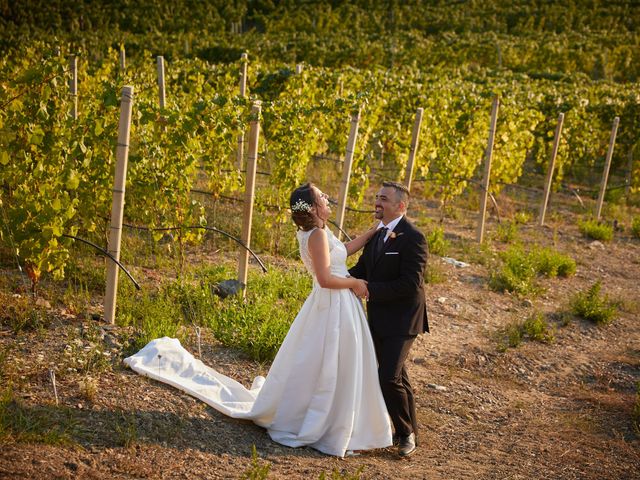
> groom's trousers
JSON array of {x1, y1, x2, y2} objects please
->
[{"x1": 373, "y1": 335, "x2": 418, "y2": 439}]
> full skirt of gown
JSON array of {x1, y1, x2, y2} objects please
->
[{"x1": 124, "y1": 284, "x2": 393, "y2": 457}]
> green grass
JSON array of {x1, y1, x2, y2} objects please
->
[
  {"x1": 494, "y1": 221, "x2": 519, "y2": 243},
  {"x1": 514, "y1": 210, "x2": 532, "y2": 224},
  {"x1": 497, "y1": 312, "x2": 555, "y2": 352},
  {"x1": 427, "y1": 226, "x2": 450, "y2": 257},
  {"x1": 578, "y1": 218, "x2": 614, "y2": 241},
  {"x1": 632, "y1": 217, "x2": 640, "y2": 239},
  {"x1": 455, "y1": 239, "x2": 495, "y2": 266},
  {"x1": 426, "y1": 262, "x2": 446, "y2": 284},
  {"x1": 489, "y1": 247, "x2": 538, "y2": 296},
  {"x1": 117, "y1": 283, "x2": 185, "y2": 355},
  {"x1": 533, "y1": 247, "x2": 577, "y2": 277},
  {"x1": 113, "y1": 410, "x2": 139, "y2": 448},
  {"x1": 570, "y1": 281, "x2": 618, "y2": 325},
  {"x1": 0, "y1": 388, "x2": 78, "y2": 445},
  {"x1": 241, "y1": 445, "x2": 271, "y2": 480},
  {"x1": 0, "y1": 292, "x2": 51, "y2": 333},
  {"x1": 116, "y1": 262, "x2": 311, "y2": 362},
  {"x1": 489, "y1": 244, "x2": 576, "y2": 296},
  {"x1": 203, "y1": 266, "x2": 311, "y2": 362}
]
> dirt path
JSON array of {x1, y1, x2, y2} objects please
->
[{"x1": 1, "y1": 220, "x2": 639, "y2": 479}]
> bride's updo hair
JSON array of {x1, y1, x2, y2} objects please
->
[{"x1": 290, "y1": 183, "x2": 319, "y2": 231}]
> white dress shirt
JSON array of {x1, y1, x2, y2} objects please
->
[{"x1": 377, "y1": 215, "x2": 403, "y2": 243}]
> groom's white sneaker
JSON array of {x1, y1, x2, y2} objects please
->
[{"x1": 398, "y1": 433, "x2": 416, "y2": 457}]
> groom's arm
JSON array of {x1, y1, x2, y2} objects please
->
[
  {"x1": 348, "y1": 251, "x2": 367, "y2": 280},
  {"x1": 367, "y1": 230, "x2": 428, "y2": 302}
]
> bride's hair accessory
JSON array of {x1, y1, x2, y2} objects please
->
[
  {"x1": 291, "y1": 198, "x2": 312, "y2": 213},
  {"x1": 290, "y1": 183, "x2": 321, "y2": 231}
]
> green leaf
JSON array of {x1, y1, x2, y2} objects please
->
[
  {"x1": 66, "y1": 170, "x2": 80, "y2": 190},
  {"x1": 29, "y1": 131, "x2": 44, "y2": 145}
]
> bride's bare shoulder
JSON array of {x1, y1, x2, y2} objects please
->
[{"x1": 308, "y1": 226, "x2": 326, "y2": 240}]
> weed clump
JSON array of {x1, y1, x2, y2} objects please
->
[
  {"x1": 427, "y1": 226, "x2": 450, "y2": 256},
  {"x1": 632, "y1": 217, "x2": 640, "y2": 239},
  {"x1": 0, "y1": 293, "x2": 51, "y2": 333},
  {"x1": 241, "y1": 445, "x2": 271, "y2": 480},
  {"x1": 489, "y1": 245, "x2": 576, "y2": 296},
  {"x1": 570, "y1": 281, "x2": 618, "y2": 325},
  {"x1": 578, "y1": 218, "x2": 613, "y2": 241},
  {"x1": 494, "y1": 221, "x2": 519, "y2": 243},
  {"x1": 497, "y1": 312, "x2": 555, "y2": 352}
]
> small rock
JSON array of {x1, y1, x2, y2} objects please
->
[
  {"x1": 413, "y1": 357, "x2": 427, "y2": 365},
  {"x1": 211, "y1": 279, "x2": 245, "y2": 298},
  {"x1": 427, "y1": 383, "x2": 447, "y2": 392},
  {"x1": 588, "y1": 240, "x2": 605, "y2": 250},
  {"x1": 522, "y1": 299, "x2": 533, "y2": 308},
  {"x1": 35, "y1": 298, "x2": 51, "y2": 309},
  {"x1": 477, "y1": 355, "x2": 487, "y2": 366},
  {"x1": 436, "y1": 297, "x2": 447, "y2": 304}
]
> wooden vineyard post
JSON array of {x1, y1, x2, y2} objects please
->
[
  {"x1": 295, "y1": 64, "x2": 303, "y2": 96},
  {"x1": 595, "y1": 117, "x2": 620, "y2": 220},
  {"x1": 69, "y1": 55, "x2": 78, "y2": 120},
  {"x1": 104, "y1": 86, "x2": 134, "y2": 324},
  {"x1": 237, "y1": 101, "x2": 262, "y2": 297},
  {"x1": 335, "y1": 108, "x2": 361, "y2": 240},
  {"x1": 476, "y1": 96, "x2": 500, "y2": 243},
  {"x1": 539, "y1": 113, "x2": 565, "y2": 226},
  {"x1": 404, "y1": 107, "x2": 424, "y2": 190},
  {"x1": 157, "y1": 56, "x2": 166, "y2": 109},
  {"x1": 119, "y1": 46, "x2": 126, "y2": 71},
  {"x1": 237, "y1": 53, "x2": 248, "y2": 170}
]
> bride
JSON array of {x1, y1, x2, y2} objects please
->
[{"x1": 124, "y1": 183, "x2": 393, "y2": 457}]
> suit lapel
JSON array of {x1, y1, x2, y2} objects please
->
[{"x1": 371, "y1": 217, "x2": 408, "y2": 270}]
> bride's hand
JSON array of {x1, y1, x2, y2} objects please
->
[
  {"x1": 351, "y1": 278, "x2": 369, "y2": 299},
  {"x1": 365, "y1": 222, "x2": 379, "y2": 240}
]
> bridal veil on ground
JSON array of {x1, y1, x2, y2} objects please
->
[{"x1": 124, "y1": 227, "x2": 392, "y2": 457}]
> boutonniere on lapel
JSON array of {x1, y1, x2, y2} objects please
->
[{"x1": 388, "y1": 232, "x2": 404, "y2": 240}]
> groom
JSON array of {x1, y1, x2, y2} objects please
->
[{"x1": 349, "y1": 181, "x2": 429, "y2": 457}]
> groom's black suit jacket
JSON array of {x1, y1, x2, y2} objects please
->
[{"x1": 349, "y1": 216, "x2": 429, "y2": 337}]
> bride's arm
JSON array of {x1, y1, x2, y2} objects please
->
[
  {"x1": 309, "y1": 228, "x2": 368, "y2": 296},
  {"x1": 344, "y1": 223, "x2": 378, "y2": 256}
]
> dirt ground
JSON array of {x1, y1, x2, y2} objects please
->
[{"x1": 1, "y1": 199, "x2": 639, "y2": 479}]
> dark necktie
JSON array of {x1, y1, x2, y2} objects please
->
[{"x1": 375, "y1": 227, "x2": 388, "y2": 256}]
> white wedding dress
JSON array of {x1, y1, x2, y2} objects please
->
[{"x1": 124, "y1": 227, "x2": 392, "y2": 457}]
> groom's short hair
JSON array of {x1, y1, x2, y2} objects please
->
[{"x1": 382, "y1": 181, "x2": 410, "y2": 206}]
